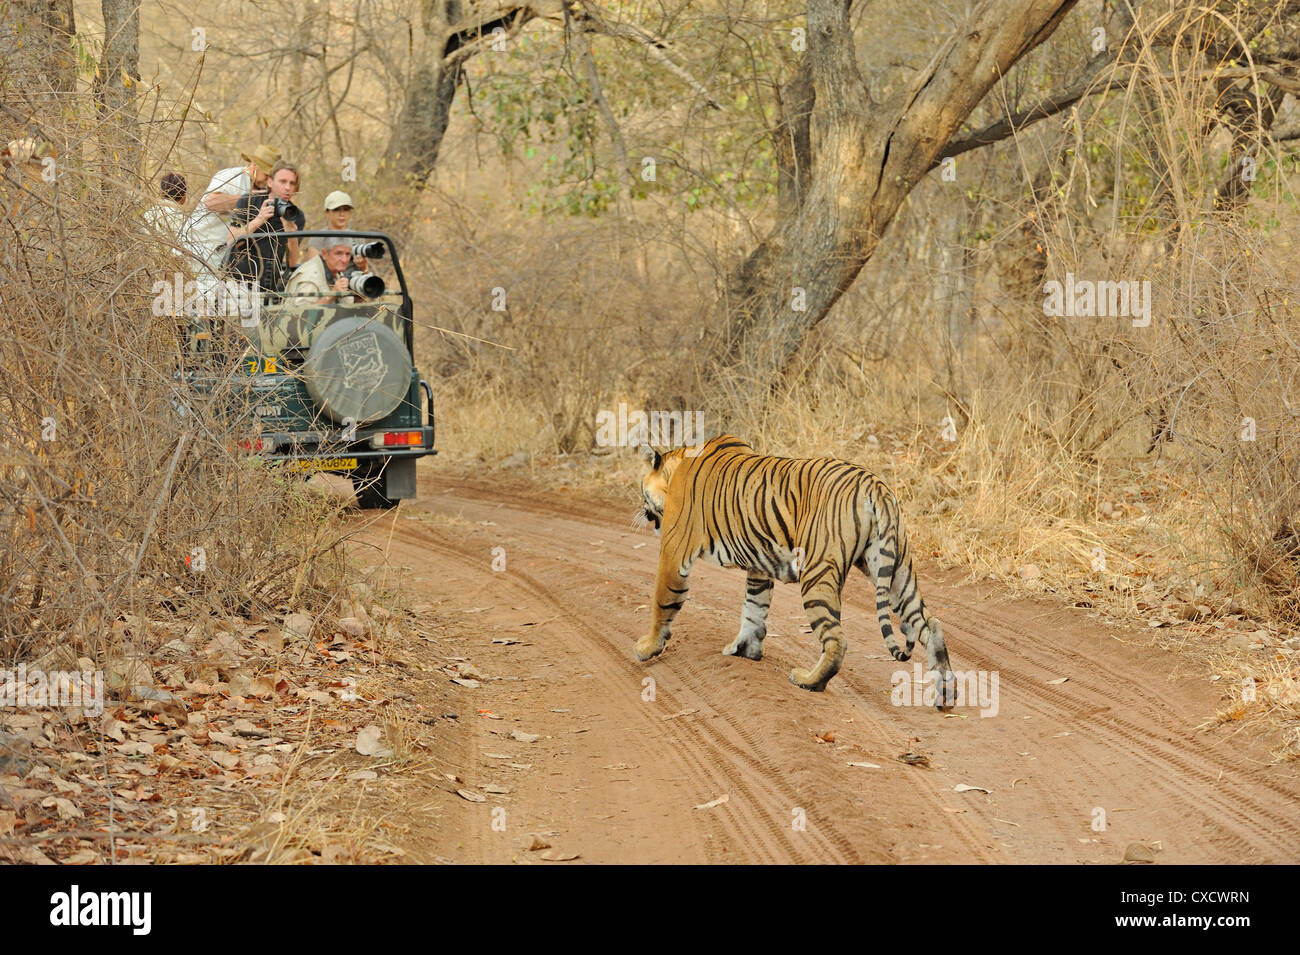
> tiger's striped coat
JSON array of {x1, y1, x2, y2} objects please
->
[{"x1": 635, "y1": 435, "x2": 956, "y2": 707}]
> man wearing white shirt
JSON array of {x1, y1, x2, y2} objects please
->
[{"x1": 183, "y1": 144, "x2": 279, "y2": 291}]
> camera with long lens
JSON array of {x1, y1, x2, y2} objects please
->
[
  {"x1": 350, "y1": 241, "x2": 386, "y2": 260},
  {"x1": 347, "y1": 272, "x2": 385, "y2": 298}
]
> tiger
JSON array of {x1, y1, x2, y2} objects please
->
[{"x1": 634, "y1": 434, "x2": 956, "y2": 709}]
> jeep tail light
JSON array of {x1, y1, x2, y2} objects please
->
[{"x1": 370, "y1": 431, "x2": 423, "y2": 448}]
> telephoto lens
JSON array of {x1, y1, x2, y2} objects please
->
[
  {"x1": 350, "y1": 241, "x2": 387, "y2": 260},
  {"x1": 347, "y1": 272, "x2": 385, "y2": 298},
  {"x1": 274, "y1": 198, "x2": 300, "y2": 219}
]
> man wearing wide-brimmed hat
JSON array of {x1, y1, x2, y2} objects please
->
[{"x1": 182, "y1": 143, "x2": 280, "y2": 289}]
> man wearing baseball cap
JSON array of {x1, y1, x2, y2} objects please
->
[{"x1": 181, "y1": 144, "x2": 280, "y2": 290}]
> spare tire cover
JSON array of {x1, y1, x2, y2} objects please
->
[{"x1": 302, "y1": 316, "x2": 411, "y2": 425}]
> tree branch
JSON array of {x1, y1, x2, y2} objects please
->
[{"x1": 934, "y1": 61, "x2": 1300, "y2": 169}]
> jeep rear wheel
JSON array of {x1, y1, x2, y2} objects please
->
[
  {"x1": 350, "y1": 457, "x2": 416, "y2": 509},
  {"x1": 351, "y1": 463, "x2": 396, "y2": 509},
  {"x1": 353, "y1": 477, "x2": 397, "y2": 510}
]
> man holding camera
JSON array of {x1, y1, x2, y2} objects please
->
[
  {"x1": 225, "y1": 159, "x2": 306, "y2": 294},
  {"x1": 183, "y1": 144, "x2": 278, "y2": 292},
  {"x1": 284, "y1": 241, "x2": 357, "y2": 304},
  {"x1": 285, "y1": 239, "x2": 387, "y2": 304}
]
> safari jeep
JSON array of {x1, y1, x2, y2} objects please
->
[{"x1": 180, "y1": 230, "x2": 436, "y2": 508}]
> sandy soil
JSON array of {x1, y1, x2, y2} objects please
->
[{"x1": 348, "y1": 463, "x2": 1300, "y2": 864}]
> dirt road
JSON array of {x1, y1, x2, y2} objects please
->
[{"x1": 352, "y1": 465, "x2": 1300, "y2": 864}]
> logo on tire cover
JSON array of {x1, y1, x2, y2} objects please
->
[{"x1": 337, "y1": 331, "x2": 386, "y2": 390}]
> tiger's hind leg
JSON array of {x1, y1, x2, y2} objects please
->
[
  {"x1": 723, "y1": 572, "x2": 772, "y2": 660},
  {"x1": 789, "y1": 564, "x2": 848, "y2": 692}
]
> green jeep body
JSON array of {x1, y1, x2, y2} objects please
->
[{"x1": 181, "y1": 230, "x2": 436, "y2": 508}]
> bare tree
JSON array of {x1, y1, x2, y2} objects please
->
[{"x1": 377, "y1": 1, "x2": 716, "y2": 187}]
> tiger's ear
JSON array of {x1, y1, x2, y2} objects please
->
[{"x1": 638, "y1": 444, "x2": 662, "y2": 471}]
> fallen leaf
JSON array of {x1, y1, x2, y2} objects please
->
[
  {"x1": 847, "y1": 761, "x2": 881, "y2": 769},
  {"x1": 816, "y1": 730, "x2": 836, "y2": 743},
  {"x1": 40, "y1": 796, "x2": 83, "y2": 819},
  {"x1": 540, "y1": 849, "x2": 580, "y2": 861},
  {"x1": 457, "y1": 789, "x2": 486, "y2": 803},
  {"x1": 208, "y1": 750, "x2": 240, "y2": 770},
  {"x1": 347, "y1": 770, "x2": 378, "y2": 782},
  {"x1": 693, "y1": 793, "x2": 729, "y2": 810},
  {"x1": 953, "y1": 784, "x2": 991, "y2": 794},
  {"x1": 522, "y1": 834, "x2": 551, "y2": 851},
  {"x1": 356, "y1": 725, "x2": 393, "y2": 757},
  {"x1": 1122, "y1": 842, "x2": 1156, "y2": 864},
  {"x1": 1046, "y1": 677, "x2": 1069, "y2": 685},
  {"x1": 232, "y1": 719, "x2": 269, "y2": 738}
]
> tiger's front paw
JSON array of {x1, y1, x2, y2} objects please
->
[{"x1": 634, "y1": 634, "x2": 665, "y2": 661}]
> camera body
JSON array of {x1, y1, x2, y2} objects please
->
[{"x1": 247, "y1": 189, "x2": 299, "y2": 222}]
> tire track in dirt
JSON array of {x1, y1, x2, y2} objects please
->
[
  {"x1": 390, "y1": 521, "x2": 867, "y2": 863},
  {"x1": 930, "y1": 589, "x2": 1300, "y2": 862},
  {"x1": 353, "y1": 466, "x2": 1300, "y2": 863},
  {"x1": 403, "y1": 483, "x2": 991, "y2": 861}
]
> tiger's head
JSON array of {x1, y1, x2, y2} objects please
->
[
  {"x1": 637, "y1": 444, "x2": 682, "y2": 534},
  {"x1": 637, "y1": 436, "x2": 751, "y2": 533}
]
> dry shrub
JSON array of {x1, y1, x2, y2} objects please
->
[{"x1": 0, "y1": 89, "x2": 355, "y2": 672}]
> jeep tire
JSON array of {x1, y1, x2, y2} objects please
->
[{"x1": 351, "y1": 457, "x2": 416, "y2": 509}]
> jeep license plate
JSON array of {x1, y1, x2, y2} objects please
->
[{"x1": 284, "y1": 457, "x2": 358, "y2": 473}]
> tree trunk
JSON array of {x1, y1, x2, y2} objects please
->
[
  {"x1": 384, "y1": 2, "x2": 537, "y2": 188},
  {"x1": 96, "y1": 0, "x2": 141, "y2": 172},
  {"x1": 718, "y1": 0, "x2": 1079, "y2": 381},
  {"x1": 0, "y1": 0, "x2": 78, "y2": 101}
]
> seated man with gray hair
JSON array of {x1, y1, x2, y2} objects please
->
[{"x1": 284, "y1": 240, "x2": 356, "y2": 304}]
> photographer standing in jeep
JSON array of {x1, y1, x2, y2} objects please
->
[{"x1": 225, "y1": 159, "x2": 306, "y2": 295}]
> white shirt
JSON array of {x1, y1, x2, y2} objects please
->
[
  {"x1": 182, "y1": 165, "x2": 250, "y2": 273},
  {"x1": 143, "y1": 202, "x2": 190, "y2": 256}
]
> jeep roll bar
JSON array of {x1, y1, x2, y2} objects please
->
[{"x1": 226, "y1": 230, "x2": 415, "y2": 353}]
